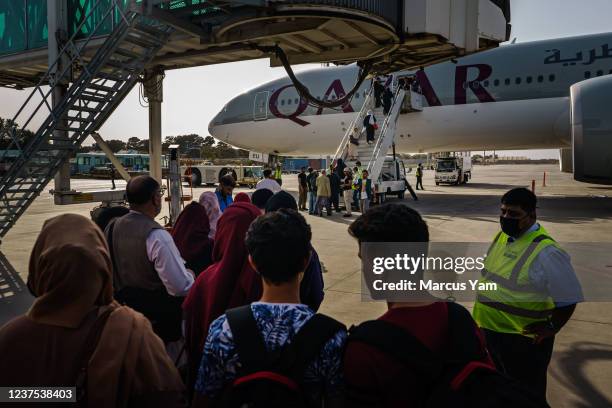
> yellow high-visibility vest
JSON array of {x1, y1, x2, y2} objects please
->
[
  {"x1": 274, "y1": 168, "x2": 282, "y2": 179},
  {"x1": 472, "y1": 226, "x2": 558, "y2": 337}
]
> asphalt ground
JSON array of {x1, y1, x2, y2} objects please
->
[{"x1": 2, "y1": 163, "x2": 611, "y2": 407}]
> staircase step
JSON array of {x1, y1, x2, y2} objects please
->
[
  {"x1": 123, "y1": 34, "x2": 160, "y2": 49},
  {"x1": 66, "y1": 115, "x2": 92, "y2": 123},
  {"x1": 97, "y1": 71, "x2": 125, "y2": 82},
  {"x1": 114, "y1": 47, "x2": 143, "y2": 60},
  {"x1": 133, "y1": 22, "x2": 168, "y2": 38},
  {"x1": 87, "y1": 83, "x2": 116, "y2": 93},
  {"x1": 80, "y1": 93, "x2": 108, "y2": 103},
  {"x1": 126, "y1": 31, "x2": 162, "y2": 48}
]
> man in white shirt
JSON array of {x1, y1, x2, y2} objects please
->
[
  {"x1": 256, "y1": 168, "x2": 282, "y2": 194},
  {"x1": 105, "y1": 175, "x2": 194, "y2": 343}
]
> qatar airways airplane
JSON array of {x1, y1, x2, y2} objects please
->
[{"x1": 208, "y1": 32, "x2": 612, "y2": 182}]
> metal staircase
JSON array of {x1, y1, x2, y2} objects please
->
[
  {"x1": 0, "y1": 0, "x2": 173, "y2": 239},
  {"x1": 333, "y1": 84, "x2": 407, "y2": 184}
]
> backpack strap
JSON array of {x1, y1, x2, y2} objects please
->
[
  {"x1": 226, "y1": 305, "x2": 268, "y2": 374},
  {"x1": 348, "y1": 319, "x2": 443, "y2": 379},
  {"x1": 279, "y1": 314, "x2": 346, "y2": 380}
]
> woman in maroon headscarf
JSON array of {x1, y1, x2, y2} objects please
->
[
  {"x1": 182, "y1": 201, "x2": 262, "y2": 392},
  {"x1": 233, "y1": 192, "x2": 251, "y2": 203},
  {"x1": 171, "y1": 201, "x2": 214, "y2": 275}
]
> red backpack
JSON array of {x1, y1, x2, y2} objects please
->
[{"x1": 347, "y1": 302, "x2": 549, "y2": 408}]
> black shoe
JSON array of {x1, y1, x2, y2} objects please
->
[{"x1": 343, "y1": 214, "x2": 352, "y2": 218}]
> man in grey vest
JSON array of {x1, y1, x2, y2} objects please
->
[{"x1": 105, "y1": 175, "x2": 194, "y2": 343}]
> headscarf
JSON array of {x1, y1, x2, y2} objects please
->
[
  {"x1": 171, "y1": 201, "x2": 213, "y2": 272},
  {"x1": 199, "y1": 191, "x2": 222, "y2": 239},
  {"x1": 234, "y1": 192, "x2": 251, "y2": 203},
  {"x1": 182, "y1": 202, "x2": 262, "y2": 388},
  {"x1": 27, "y1": 214, "x2": 114, "y2": 328},
  {"x1": 336, "y1": 158, "x2": 346, "y2": 179},
  {"x1": 24, "y1": 214, "x2": 185, "y2": 404},
  {"x1": 265, "y1": 190, "x2": 297, "y2": 213}
]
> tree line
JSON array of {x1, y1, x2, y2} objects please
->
[{"x1": 1, "y1": 117, "x2": 248, "y2": 159}]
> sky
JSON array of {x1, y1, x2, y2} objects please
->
[{"x1": 2, "y1": 0, "x2": 612, "y2": 158}]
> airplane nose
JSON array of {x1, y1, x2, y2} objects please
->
[{"x1": 208, "y1": 112, "x2": 221, "y2": 136}]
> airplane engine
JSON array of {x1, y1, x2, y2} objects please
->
[{"x1": 570, "y1": 76, "x2": 612, "y2": 185}]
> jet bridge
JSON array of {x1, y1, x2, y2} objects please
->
[{"x1": 0, "y1": 0, "x2": 511, "y2": 239}]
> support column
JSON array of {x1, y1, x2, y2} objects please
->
[
  {"x1": 144, "y1": 70, "x2": 164, "y2": 183},
  {"x1": 559, "y1": 148, "x2": 573, "y2": 173},
  {"x1": 49, "y1": 0, "x2": 71, "y2": 194}
]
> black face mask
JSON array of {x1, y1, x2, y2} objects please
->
[{"x1": 500, "y1": 216, "x2": 524, "y2": 238}]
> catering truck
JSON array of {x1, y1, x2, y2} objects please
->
[{"x1": 435, "y1": 155, "x2": 472, "y2": 185}]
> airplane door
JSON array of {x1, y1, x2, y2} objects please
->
[{"x1": 253, "y1": 91, "x2": 269, "y2": 121}]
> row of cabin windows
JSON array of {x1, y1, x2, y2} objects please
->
[
  {"x1": 464, "y1": 74, "x2": 557, "y2": 89},
  {"x1": 278, "y1": 91, "x2": 368, "y2": 106},
  {"x1": 584, "y1": 69, "x2": 612, "y2": 79}
]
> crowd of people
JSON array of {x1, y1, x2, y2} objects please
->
[
  {"x1": 297, "y1": 161, "x2": 374, "y2": 218},
  {"x1": 0, "y1": 169, "x2": 581, "y2": 407}
]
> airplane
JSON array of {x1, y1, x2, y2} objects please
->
[{"x1": 208, "y1": 32, "x2": 612, "y2": 183}]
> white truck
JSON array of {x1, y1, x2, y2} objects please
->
[
  {"x1": 435, "y1": 156, "x2": 472, "y2": 185},
  {"x1": 375, "y1": 157, "x2": 409, "y2": 200}
]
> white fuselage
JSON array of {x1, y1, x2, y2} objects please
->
[{"x1": 209, "y1": 33, "x2": 612, "y2": 156}]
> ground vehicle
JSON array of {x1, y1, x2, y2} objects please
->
[
  {"x1": 73, "y1": 152, "x2": 167, "y2": 175},
  {"x1": 183, "y1": 164, "x2": 263, "y2": 187},
  {"x1": 435, "y1": 155, "x2": 472, "y2": 185},
  {"x1": 375, "y1": 157, "x2": 408, "y2": 200}
]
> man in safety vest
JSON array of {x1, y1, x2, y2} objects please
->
[
  {"x1": 274, "y1": 162, "x2": 283, "y2": 186},
  {"x1": 473, "y1": 188, "x2": 583, "y2": 403}
]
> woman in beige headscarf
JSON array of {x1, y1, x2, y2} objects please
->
[{"x1": 0, "y1": 214, "x2": 186, "y2": 407}]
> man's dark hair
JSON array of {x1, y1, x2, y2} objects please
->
[
  {"x1": 349, "y1": 203, "x2": 429, "y2": 243},
  {"x1": 265, "y1": 190, "x2": 297, "y2": 213},
  {"x1": 356, "y1": 161, "x2": 362, "y2": 166},
  {"x1": 126, "y1": 175, "x2": 159, "y2": 205},
  {"x1": 501, "y1": 187, "x2": 537, "y2": 213},
  {"x1": 245, "y1": 209, "x2": 312, "y2": 284},
  {"x1": 308, "y1": 167, "x2": 313, "y2": 173},
  {"x1": 251, "y1": 188, "x2": 274, "y2": 209},
  {"x1": 263, "y1": 169, "x2": 272, "y2": 178},
  {"x1": 220, "y1": 174, "x2": 236, "y2": 187}
]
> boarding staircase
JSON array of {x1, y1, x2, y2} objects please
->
[
  {"x1": 0, "y1": 0, "x2": 174, "y2": 239},
  {"x1": 333, "y1": 83, "x2": 411, "y2": 184}
]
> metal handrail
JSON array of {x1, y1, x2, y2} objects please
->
[
  {"x1": 366, "y1": 86, "x2": 405, "y2": 177},
  {"x1": 331, "y1": 81, "x2": 374, "y2": 164},
  {"x1": 0, "y1": 0, "x2": 132, "y2": 162}
]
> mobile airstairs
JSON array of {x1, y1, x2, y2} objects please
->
[
  {"x1": 0, "y1": 0, "x2": 174, "y2": 239},
  {"x1": 333, "y1": 80, "x2": 423, "y2": 198}
]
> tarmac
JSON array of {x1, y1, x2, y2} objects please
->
[{"x1": 2, "y1": 163, "x2": 612, "y2": 407}]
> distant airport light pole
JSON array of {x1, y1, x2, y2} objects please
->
[
  {"x1": 531, "y1": 179, "x2": 536, "y2": 193},
  {"x1": 543, "y1": 171, "x2": 547, "y2": 187}
]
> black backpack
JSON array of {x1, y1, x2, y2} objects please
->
[
  {"x1": 219, "y1": 305, "x2": 345, "y2": 408},
  {"x1": 347, "y1": 303, "x2": 549, "y2": 408}
]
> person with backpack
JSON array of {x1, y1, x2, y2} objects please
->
[
  {"x1": 192, "y1": 209, "x2": 346, "y2": 408},
  {"x1": 343, "y1": 203, "x2": 547, "y2": 408}
]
